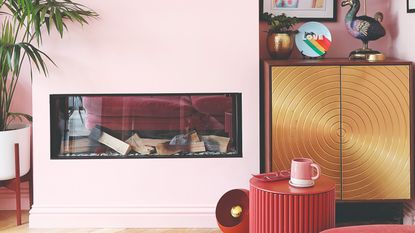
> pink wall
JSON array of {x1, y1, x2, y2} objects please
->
[
  {"x1": 390, "y1": 1, "x2": 415, "y2": 61},
  {"x1": 260, "y1": 0, "x2": 394, "y2": 59},
  {"x1": 29, "y1": 0, "x2": 259, "y2": 228}
]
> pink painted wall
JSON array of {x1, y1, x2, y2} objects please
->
[
  {"x1": 390, "y1": 1, "x2": 415, "y2": 61},
  {"x1": 29, "y1": 0, "x2": 259, "y2": 228},
  {"x1": 260, "y1": 0, "x2": 393, "y2": 59}
]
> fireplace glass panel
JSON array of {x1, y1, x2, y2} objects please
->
[{"x1": 50, "y1": 93, "x2": 241, "y2": 159}]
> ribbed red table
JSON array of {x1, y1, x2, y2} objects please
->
[{"x1": 250, "y1": 176, "x2": 336, "y2": 233}]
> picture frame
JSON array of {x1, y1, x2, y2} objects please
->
[
  {"x1": 408, "y1": 0, "x2": 415, "y2": 13},
  {"x1": 261, "y1": 0, "x2": 337, "y2": 21}
]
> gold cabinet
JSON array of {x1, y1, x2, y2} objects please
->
[
  {"x1": 270, "y1": 66, "x2": 342, "y2": 198},
  {"x1": 341, "y1": 66, "x2": 410, "y2": 200},
  {"x1": 264, "y1": 60, "x2": 412, "y2": 201}
]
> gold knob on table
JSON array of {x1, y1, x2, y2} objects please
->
[{"x1": 230, "y1": 205, "x2": 243, "y2": 218}]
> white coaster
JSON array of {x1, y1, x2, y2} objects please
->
[{"x1": 289, "y1": 180, "x2": 314, "y2": 188}]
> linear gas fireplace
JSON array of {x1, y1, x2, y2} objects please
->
[{"x1": 50, "y1": 93, "x2": 242, "y2": 159}]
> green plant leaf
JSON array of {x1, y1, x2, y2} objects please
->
[
  {"x1": 54, "y1": 8, "x2": 63, "y2": 37},
  {"x1": 8, "y1": 111, "x2": 32, "y2": 121},
  {"x1": 0, "y1": 0, "x2": 98, "y2": 131},
  {"x1": 6, "y1": 112, "x2": 32, "y2": 129},
  {"x1": 261, "y1": 12, "x2": 299, "y2": 33}
]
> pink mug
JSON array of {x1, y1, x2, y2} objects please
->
[{"x1": 290, "y1": 158, "x2": 321, "y2": 186}]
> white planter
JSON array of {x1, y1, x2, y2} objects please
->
[{"x1": 0, "y1": 124, "x2": 30, "y2": 180}]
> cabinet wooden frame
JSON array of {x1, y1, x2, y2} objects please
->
[{"x1": 262, "y1": 59, "x2": 413, "y2": 201}]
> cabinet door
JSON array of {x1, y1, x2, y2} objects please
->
[
  {"x1": 271, "y1": 66, "x2": 341, "y2": 198},
  {"x1": 341, "y1": 66, "x2": 411, "y2": 200}
]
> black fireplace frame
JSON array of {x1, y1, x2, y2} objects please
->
[{"x1": 50, "y1": 93, "x2": 242, "y2": 160}]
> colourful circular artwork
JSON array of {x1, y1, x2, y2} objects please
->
[{"x1": 295, "y1": 22, "x2": 332, "y2": 58}]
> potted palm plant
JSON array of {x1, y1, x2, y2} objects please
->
[
  {"x1": 261, "y1": 12, "x2": 299, "y2": 59},
  {"x1": 0, "y1": 0, "x2": 97, "y2": 180}
]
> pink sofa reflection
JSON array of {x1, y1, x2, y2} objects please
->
[{"x1": 83, "y1": 95, "x2": 233, "y2": 132}]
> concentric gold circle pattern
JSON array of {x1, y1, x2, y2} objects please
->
[
  {"x1": 341, "y1": 66, "x2": 410, "y2": 200},
  {"x1": 271, "y1": 66, "x2": 342, "y2": 198},
  {"x1": 270, "y1": 65, "x2": 411, "y2": 201}
]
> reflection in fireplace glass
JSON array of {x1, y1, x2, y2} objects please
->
[{"x1": 50, "y1": 93, "x2": 241, "y2": 159}]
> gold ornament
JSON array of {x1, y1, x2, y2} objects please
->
[{"x1": 230, "y1": 205, "x2": 243, "y2": 218}]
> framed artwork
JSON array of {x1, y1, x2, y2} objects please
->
[
  {"x1": 408, "y1": 0, "x2": 415, "y2": 13},
  {"x1": 262, "y1": 0, "x2": 337, "y2": 21}
]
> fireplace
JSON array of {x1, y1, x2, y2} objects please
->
[{"x1": 50, "y1": 93, "x2": 242, "y2": 159}]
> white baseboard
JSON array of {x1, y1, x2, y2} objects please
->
[
  {"x1": 0, "y1": 187, "x2": 30, "y2": 210},
  {"x1": 29, "y1": 205, "x2": 218, "y2": 228}
]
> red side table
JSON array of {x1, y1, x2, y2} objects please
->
[{"x1": 250, "y1": 176, "x2": 336, "y2": 233}]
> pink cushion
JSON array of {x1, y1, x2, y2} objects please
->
[
  {"x1": 85, "y1": 113, "x2": 224, "y2": 131},
  {"x1": 321, "y1": 225, "x2": 415, "y2": 233},
  {"x1": 85, "y1": 115, "x2": 187, "y2": 131},
  {"x1": 83, "y1": 96, "x2": 194, "y2": 117},
  {"x1": 191, "y1": 95, "x2": 232, "y2": 116},
  {"x1": 83, "y1": 95, "x2": 231, "y2": 131}
]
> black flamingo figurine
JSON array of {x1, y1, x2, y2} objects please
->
[{"x1": 341, "y1": 0, "x2": 386, "y2": 60}]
